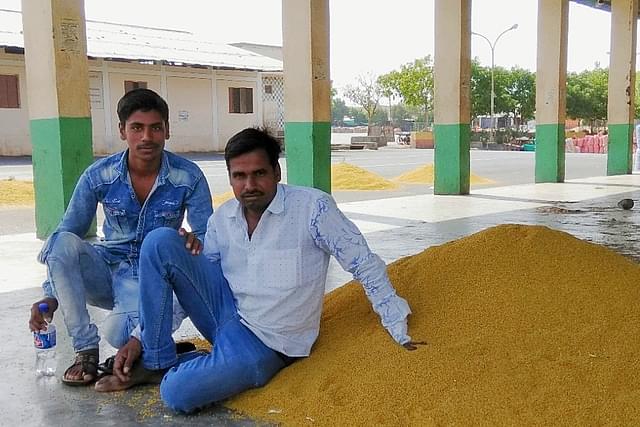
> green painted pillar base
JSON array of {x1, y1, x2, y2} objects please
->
[
  {"x1": 434, "y1": 124, "x2": 470, "y2": 195},
  {"x1": 283, "y1": 122, "x2": 331, "y2": 193},
  {"x1": 535, "y1": 124, "x2": 565, "y2": 183},
  {"x1": 607, "y1": 123, "x2": 633, "y2": 175},
  {"x1": 30, "y1": 117, "x2": 94, "y2": 239}
]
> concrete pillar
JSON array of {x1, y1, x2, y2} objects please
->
[
  {"x1": 21, "y1": 0, "x2": 93, "y2": 239},
  {"x1": 535, "y1": 0, "x2": 569, "y2": 183},
  {"x1": 282, "y1": 0, "x2": 331, "y2": 193},
  {"x1": 433, "y1": 0, "x2": 471, "y2": 195},
  {"x1": 607, "y1": 0, "x2": 637, "y2": 175}
]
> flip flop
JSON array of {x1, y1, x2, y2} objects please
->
[
  {"x1": 97, "y1": 341, "x2": 198, "y2": 375},
  {"x1": 61, "y1": 349, "x2": 100, "y2": 386}
]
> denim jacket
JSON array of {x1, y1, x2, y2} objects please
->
[{"x1": 38, "y1": 150, "x2": 213, "y2": 297}]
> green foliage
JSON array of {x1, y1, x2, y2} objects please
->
[
  {"x1": 504, "y1": 67, "x2": 536, "y2": 124},
  {"x1": 566, "y1": 68, "x2": 608, "y2": 127},
  {"x1": 470, "y1": 60, "x2": 535, "y2": 124},
  {"x1": 331, "y1": 96, "x2": 349, "y2": 126},
  {"x1": 379, "y1": 56, "x2": 434, "y2": 123},
  {"x1": 470, "y1": 59, "x2": 491, "y2": 117}
]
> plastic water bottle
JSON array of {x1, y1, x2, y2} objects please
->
[{"x1": 33, "y1": 302, "x2": 57, "y2": 377}]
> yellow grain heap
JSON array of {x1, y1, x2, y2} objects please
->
[
  {"x1": 394, "y1": 163, "x2": 494, "y2": 185},
  {"x1": 0, "y1": 179, "x2": 35, "y2": 206},
  {"x1": 213, "y1": 190, "x2": 235, "y2": 208},
  {"x1": 331, "y1": 162, "x2": 398, "y2": 191},
  {"x1": 227, "y1": 224, "x2": 640, "y2": 426}
]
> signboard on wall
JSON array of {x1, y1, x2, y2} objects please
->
[{"x1": 88, "y1": 72, "x2": 103, "y2": 109}]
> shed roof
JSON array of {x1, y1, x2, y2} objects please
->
[{"x1": 0, "y1": 8, "x2": 283, "y2": 72}]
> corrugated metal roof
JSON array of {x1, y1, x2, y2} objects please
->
[{"x1": 0, "y1": 8, "x2": 282, "y2": 72}]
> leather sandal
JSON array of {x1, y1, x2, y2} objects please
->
[
  {"x1": 97, "y1": 341, "x2": 198, "y2": 376},
  {"x1": 61, "y1": 349, "x2": 99, "y2": 386}
]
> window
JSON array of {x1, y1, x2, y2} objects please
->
[
  {"x1": 124, "y1": 80, "x2": 147, "y2": 93},
  {"x1": 228, "y1": 87, "x2": 253, "y2": 114},
  {"x1": 0, "y1": 74, "x2": 20, "y2": 108}
]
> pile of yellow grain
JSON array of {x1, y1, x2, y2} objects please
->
[
  {"x1": 394, "y1": 163, "x2": 494, "y2": 185},
  {"x1": 213, "y1": 190, "x2": 235, "y2": 208},
  {"x1": 331, "y1": 162, "x2": 398, "y2": 191},
  {"x1": 0, "y1": 179, "x2": 34, "y2": 206},
  {"x1": 227, "y1": 224, "x2": 640, "y2": 425}
]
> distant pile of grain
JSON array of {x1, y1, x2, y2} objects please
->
[
  {"x1": 394, "y1": 163, "x2": 494, "y2": 185},
  {"x1": 331, "y1": 162, "x2": 398, "y2": 191},
  {"x1": 227, "y1": 224, "x2": 640, "y2": 425},
  {"x1": 0, "y1": 179, "x2": 34, "y2": 206},
  {"x1": 213, "y1": 190, "x2": 235, "y2": 208}
]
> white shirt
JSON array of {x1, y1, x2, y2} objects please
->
[{"x1": 203, "y1": 184, "x2": 412, "y2": 357}]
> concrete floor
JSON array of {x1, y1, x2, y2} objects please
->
[{"x1": 0, "y1": 170, "x2": 639, "y2": 426}]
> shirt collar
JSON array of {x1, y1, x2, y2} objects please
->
[{"x1": 226, "y1": 183, "x2": 285, "y2": 218}]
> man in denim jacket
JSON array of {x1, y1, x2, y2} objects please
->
[{"x1": 28, "y1": 88, "x2": 212, "y2": 385}]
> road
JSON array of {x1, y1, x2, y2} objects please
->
[{"x1": 0, "y1": 147, "x2": 610, "y2": 234}]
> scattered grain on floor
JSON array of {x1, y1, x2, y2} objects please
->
[
  {"x1": 213, "y1": 190, "x2": 235, "y2": 208},
  {"x1": 331, "y1": 162, "x2": 398, "y2": 191},
  {"x1": 226, "y1": 224, "x2": 640, "y2": 426},
  {"x1": 0, "y1": 179, "x2": 34, "y2": 206},
  {"x1": 394, "y1": 163, "x2": 494, "y2": 185}
]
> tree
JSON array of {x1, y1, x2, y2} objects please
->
[
  {"x1": 504, "y1": 67, "x2": 536, "y2": 126},
  {"x1": 343, "y1": 74, "x2": 383, "y2": 135},
  {"x1": 379, "y1": 56, "x2": 434, "y2": 126},
  {"x1": 331, "y1": 97, "x2": 349, "y2": 126},
  {"x1": 566, "y1": 68, "x2": 608, "y2": 131},
  {"x1": 470, "y1": 61, "x2": 535, "y2": 128},
  {"x1": 470, "y1": 59, "x2": 492, "y2": 118}
]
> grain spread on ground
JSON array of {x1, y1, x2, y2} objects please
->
[
  {"x1": 224, "y1": 224, "x2": 640, "y2": 425},
  {"x1": 394, "y1": 163, "x2": 494, "y2": 185},
  {"x1": 213, "y1": 190, "x2": 235, "y2": 208},
  {"x1": 331, "y1": 162, "x2": 398, "y2": 191},
  {"x1": 0, "y1": 179, "x2": 34, "y2": 206}
]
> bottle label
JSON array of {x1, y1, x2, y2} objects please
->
[{"x1": 34, "y1": 330, "x2": 56, "y2": 349}]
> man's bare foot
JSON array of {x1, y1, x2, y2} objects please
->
[{"x1": 94, "y1": 363, "x2": 166, "y2": 392}]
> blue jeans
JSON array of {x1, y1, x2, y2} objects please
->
[
  {"x1": 44, "y1": 231, "x2": 139, "y2": 352},
  {"x1": 139, "y1": 228, "x2": 289, "y2": 413}
]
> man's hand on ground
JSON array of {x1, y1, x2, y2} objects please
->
[
  {"x1": 113, "y1": 337, "x2": 142, "y2": 383},
  {"x1": 179, "y1": 228, "x2": 202, "y2": 255},
  {"x1": 403, "y1": 340, "x2": 428, "y2": 351},
  {"x1": 28, "y1": 297, "x2": 58, "y2": 332}
]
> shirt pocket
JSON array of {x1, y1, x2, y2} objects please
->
[
  {"x1": 153, "y1": 207, "x2": 183, "y2": 229},
  {"x1": 103, "y1": 203, "x2": 130, "y2": 235}
]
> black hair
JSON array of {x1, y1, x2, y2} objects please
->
[
  {"x1": 116, "y1": 88, "x2": 169, "y2": 124},
  {"x1": 225, "y1": 127, "x2": 282, "y2": 170}
]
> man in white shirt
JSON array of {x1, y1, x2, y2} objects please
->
[{"x1": 95, "y1": 128, "x2": 418, "y2": 413}]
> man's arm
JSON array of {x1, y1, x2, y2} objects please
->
[
  {"x1": 310, "y1": 196, "x2": 415, "y2": 347},
  {"x1": 202, "y1": 213, "x2": 221, "y2": 263},
  {"x1": 37, "y1": 172, "x2": 98, "y2": 265},
  {"x1": 184, "y1": 174, "x2": 213, "y2": 241},
  {"x1": 37, "y1": 172, "x2": 98, "y2": 300}
]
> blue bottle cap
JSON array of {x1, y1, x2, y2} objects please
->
[{"x1": 38, "y1": 302, "x2": 49, "y2": 313}]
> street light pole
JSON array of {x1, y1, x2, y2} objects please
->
[{"x1": 472, "y1": 24, "x2": 518, "y2": 144}]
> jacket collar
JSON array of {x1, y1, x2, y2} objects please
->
[{"x1": 115, "y1": 150, "x2": 169, "y2": 184}]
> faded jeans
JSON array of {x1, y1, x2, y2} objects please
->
[
  {"x1": 139, "y1": 228, "x2": 290, "y2": 413},
  {"x1": 45, "y1": 231, "x2": 139, "y2": 352}
]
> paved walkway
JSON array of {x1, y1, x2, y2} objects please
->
[{"x1": 0, "y1": 173, "x2": 639, "y2": 426}]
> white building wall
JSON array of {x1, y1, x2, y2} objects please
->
[
  {"x1": 0, "y1": 54, "x2": 30, "y2": 156},
  {"x1": 0, "y1": 54, "x2": 278, "y2": 156},
  {"x1": 215, "y1": 76, "x2": 259, "y2": 151}
]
